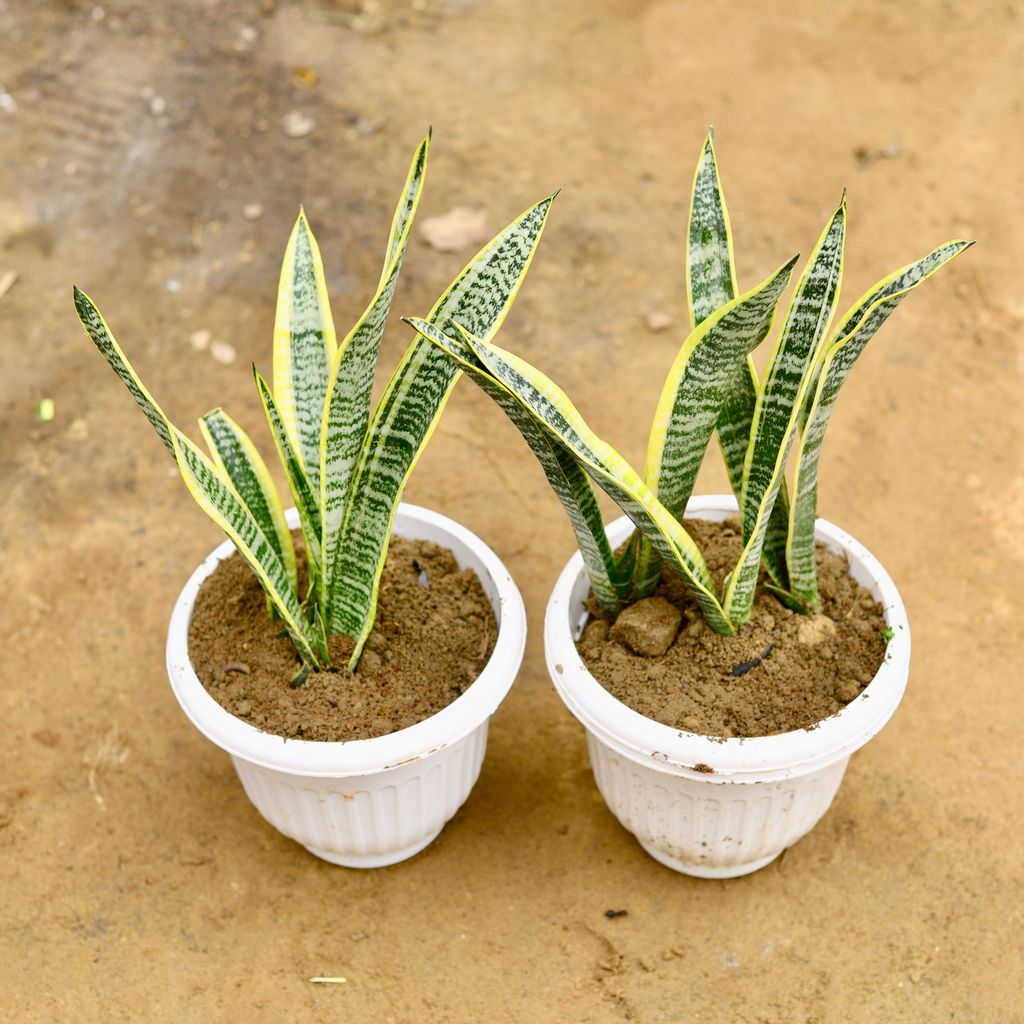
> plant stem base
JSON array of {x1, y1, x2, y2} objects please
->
[
  {"x1": 304, "y1": 827, "x2": 444, "y2": 869},
  {"x1": 638, "y1": 839, "x2": 780, "y2": 879}
]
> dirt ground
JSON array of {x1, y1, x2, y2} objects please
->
[{"x1": 1, "y1": 1, "x2": 1022, "y2": 1020}]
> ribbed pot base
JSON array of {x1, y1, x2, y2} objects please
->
[
  {"x1": 638, "y1": 839, "x2": 780, "y2": 879},
  {"x1": 305, "y1": 827, "x2": 443, "y2": 868}
]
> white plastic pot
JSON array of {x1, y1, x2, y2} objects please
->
[
  {"x1": 167, "y1": 503, "x2": 526, "y2": 868},
  {"x1": 545, "y1": 495, "x2": 910, "y2": 879}
]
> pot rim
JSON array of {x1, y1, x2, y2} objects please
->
[
  {"x1": 167, "y1": 503, "x2": 526, "y2": 778},
  {"x1": 545, "y1": 495, "x2": 911, "y2": 780}
]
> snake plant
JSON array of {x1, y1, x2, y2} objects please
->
[
  {"x1": 75, "y1": 133, "x2": 553, "y2": 669},
  {"x1": 407, "y1": 131, "x2": 972, "y2": 634}
]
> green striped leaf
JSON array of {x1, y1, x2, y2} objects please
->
[
  {"x1": 170, "y1": 429, "x2": 322, "y2": 664},
  {"x1": 686, "y1": 131, "x2": 792, "y2": 588},
  {"x1": 456, "y1": 329, "x2": 735, "y2": 635},
  {"x1": 320, "y1": 135, "x2": 429, "y2": 610},
  {"x1": 254, "y1": 368, "x2": 322, "y2": 579},
  {"x1": 74, "y1": 287, "x2": 173, "y2": 455},
  {"x1": 725, "y1": 198, "x2": 847, "y2": 625},
  {"x1": 272, "y1": 210, "x2": 337, "y2": 492},
  {"x1": 380, "y1": 129, "x2": 431, "y2": 286},
  {"x1": 631, "y1": 254, "x2": 798, "y2": 596},
  {"x1": 73, "y1": 287, "x2": 319, "y2": 663},
  {"x1": 325, "y1": 195, "x2": 557, "y2": 662},
  {"x1": 199, "y1": 408, "x2": 297, "y2": 591},
  {"x1": 785, "y1": 239, "x2": 973, "y2": 606},
  {"x1": 687, "y1": 128, "x2": 738, "y2": 327},
  {"x1": 405, "y1": 317, "x2": 626, "y2": 614}
]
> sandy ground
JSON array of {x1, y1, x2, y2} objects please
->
[{"x1": 1, "y1": 1, "x2": 1022, "y2": 1020}]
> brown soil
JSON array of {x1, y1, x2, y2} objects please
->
[
  {"x1": 578, "y1": 519, "x2": 888, "y2": 737},
  {"x1": 189, "y1": 535, "x2": 496, "y2": 742}
]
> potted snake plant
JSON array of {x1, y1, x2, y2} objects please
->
[
  {"x1": 408, "y1": 131, "x2": 971, "y2": 877},
  {"x1": 75, "y1": 133, "x2": 553, "y2": 867}
]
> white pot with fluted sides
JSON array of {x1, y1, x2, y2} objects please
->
[
  {"x1": 167, "y1": 504, "x2": 526, "y2": 868},
  {"x1": 545, "y1": 495, "x2": 910, "y2": 879}
]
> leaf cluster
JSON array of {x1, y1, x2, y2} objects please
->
[{"x1": 409, "y1": 132, "x2": 972, "y2": 633}]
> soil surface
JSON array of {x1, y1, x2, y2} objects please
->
[
  {"x1": 190, "y1": 535, "x2": 496, "y2": 741},
  {"x1": 579, "y1": 519, "x2": 888, "y2": 737},
  {"x1": 2, "y1": 1, "x2": 1022, "y2": 1022}
]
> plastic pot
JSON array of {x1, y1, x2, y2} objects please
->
[
  {"x1": 167, "y1": 503, "x2": 526, "y2": 868},
  {"x1": 545, "y1": 495, "x2": 910, "y2": 879}
]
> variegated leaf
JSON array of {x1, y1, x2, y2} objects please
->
[
  {"x1": 631, "y1": 255, "x2": 798, "y2": 595},
  {"x1": 786, "y1": 239, "x2": 973, "y2": 606},
  {"x1": 74, "y1": 287, "x2": 173, "y2": 455},
  {"x1": 272, "y1": 210, "x2": 337, "y2": 492},
  {"x1": 254, "y1": 368, "x2": 322, "y2": 577},
  {"x1": 686, "y1": 132, "x2": 792, "y2": 587},
  {"x1": 320, "y1": 134, "x2": 429, "y2": 609},
  {"x1": 458, "y1": 329, "x2": 735, "y2": 635},
  {"x1": 725, "y1": 198, "x2": 846, "y2": 625},
  {"x1": 199, "y1": 407, "x2": 297, "y2": 591},
  {"x1": 73, "y1": 288, "x2": 319, "y2": 663},
  {"x1": 405, "y1": 317, "x2": 626, "y2": 614},
  {"x1": 170, "y1": 429, "x2": 322, "y2": 664},
  {"x1": 380, "y1": 129, "x2": 431, "y2": 286},
  {"x1": 325, "y1": 195, "x2": 556, "y2": 662},
  {"x1": 687, "y1": 128, "x2": 738, "y2": 327}
]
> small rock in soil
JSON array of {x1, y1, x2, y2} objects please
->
[
  {"x1": 834, "y1": 680, "x2": 860, "y2": 703},
  {"x1": 365, "y1": 632, "x2": 386, "y2": 654},
  {"x1": 685, "y1": 615, "x2": 705, "y2": 637},
  {"x1": 610, "y1": 597, "x2": 682, "y2": 657},
  {"x1": 797, "y1": 612, "x2": 837, "y2": 646},
  {"x1": 359, "y1": 649, "x2": 382, "y2": 676}
]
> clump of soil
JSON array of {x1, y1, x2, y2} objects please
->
[
  {"x1": 189, "y1": 535, "x2": 496, "y2": 742},
  {"x1": 578, "y1": 518, "x2": 889, "y2": 738}
]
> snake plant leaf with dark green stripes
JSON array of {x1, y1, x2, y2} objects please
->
[
  {"x1": 254, "y1": 367, "x2": 323, "y2": 578},
  {"x1": 272, "y1": 209, "x2": 337, "y2": 493},
  {"x1": 170, "y1": 429, "x2": 323, "y2": 664},
  {"x1": 73, "y1": 287, "x2": 174, "y2": 455},
  {"x1": 456, "y1": 329, "x2": 735, "y2": 634},
  {"x1": 404, "y1": 317, "x2": 627, "y2": 614},
  {"x1": 685, "y1": 132, "x2": 793, "y2": 587},
  {"x1": 785, "y1": 239, "x2": 974, "y2": 607},
  {"x1": 380, "y1": 129, "x2": 431, "y2": 287},
  {"x1": 687, "y1": 129, "x2": 737, "y2": 327},
  {"x1": 724, "y1": 198, "x2": 846, "y2": 626},
  {"x1": 320, "y1": 134, "x2": 429, "y2": 610},
  {"x1": 72, "y1": 287, "x2": 320, "y2": 664},
  {"x1": 324, "y1": 195, "x2": 557, "y2": 662},
  {"x1": 199, "y1": 407, "x2": 297, "y2": 591},
  {"x1": 630, "y1": 254, "x2": 799, "y2": 596}
]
